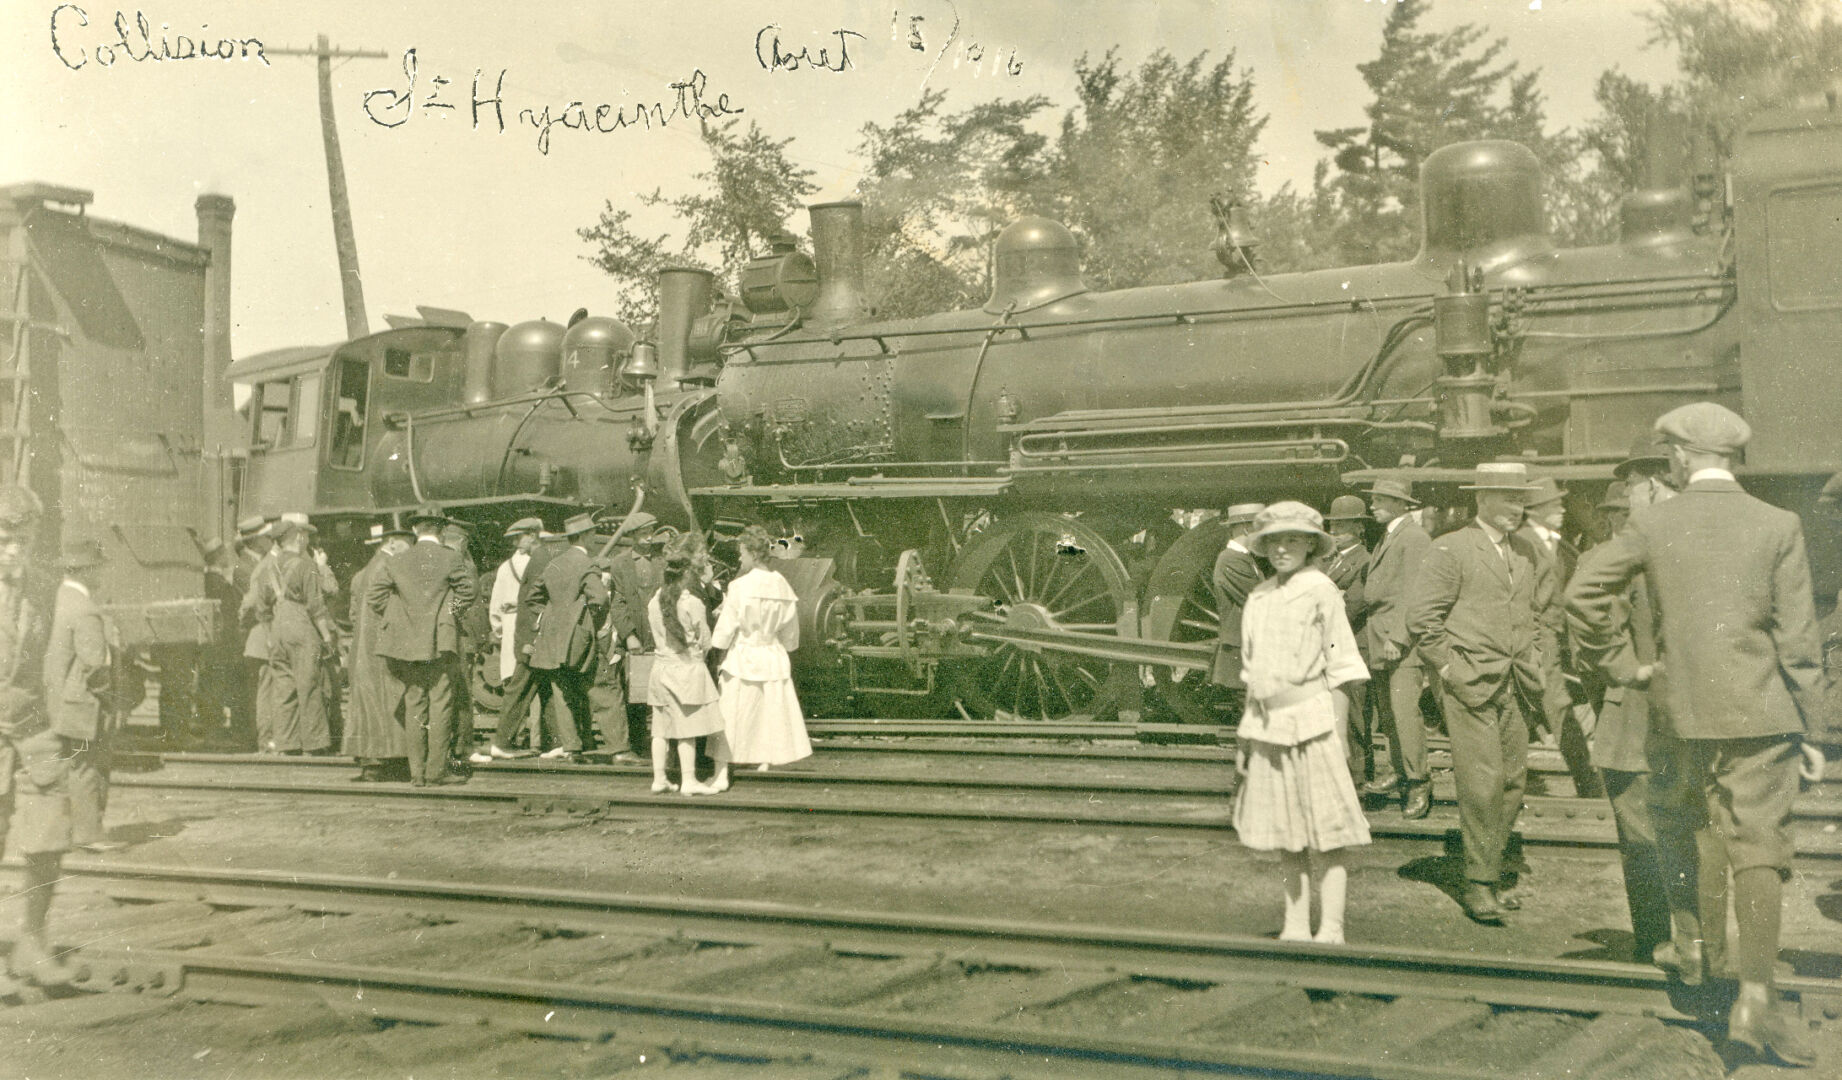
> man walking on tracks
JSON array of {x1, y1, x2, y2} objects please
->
[
  {"x1": 369, "y1": 505, "x2": 476, "y2": 786},
  {"x1": 1355, "y1": 479, "x2": 1435, "y2": 818},
  {"x1": 1568, "y1": 403, "x2": 1829, "y2": 1066},
  {"x1": 1406, "y1": 462, "x2": 1552, "y2": 925},
  {"x1": 527, "y1": 512, "x2": 610, "y2": 760},
  {"x1": 46, "y1": 539, "x2": 121, "y2": 853},
  {"x1": 0, "y1": 486, "x2": 79, "y2": 989}
]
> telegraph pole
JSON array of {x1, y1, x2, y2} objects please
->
[{"x1": 267, "y1": 35, "x2": 388, "y2": 341}]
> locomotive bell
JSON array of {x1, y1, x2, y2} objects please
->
[
  {"x1": 493, "y1": 318, "x2": 565, "y2": 398},
  {"x1": 985, "y1": 216, "x2": 1087, "y2": 314},
  {"x1": 626, "y1": 341, "x2": 660, "y2": 382}
]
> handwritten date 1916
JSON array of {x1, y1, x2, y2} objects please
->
[{"x1": 755, "y1": 25, "x2": 865, "y2": 73}]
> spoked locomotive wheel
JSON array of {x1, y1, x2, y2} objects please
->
[
  {"x1": 948, "y1": 513, "x2": 1134, "y2": 721},
  {"x1": 1140, "y1": 520, "x2": 1233, "y2": 724}
]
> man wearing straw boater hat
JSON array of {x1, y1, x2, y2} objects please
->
[
  {"x1": 1407, "y1": 461, "x2": 1552, "y2": 925},
  {"x1": 526, "y1": 511, "x2": 611, "y2": 762},
  {"x1": 1352, "y1": 479, "x2": 1436, "y2": 818},
  {"x1": 1568, "y1": 403, "x2": 1828, "y2": 1066},
  {"x1": 368, "y1": 505, "x2": 476, "y2": 785}
]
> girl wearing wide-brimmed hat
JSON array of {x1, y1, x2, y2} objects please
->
[{"x1": 1232, "y1": 501, "x2": 1372, "y2": 944}]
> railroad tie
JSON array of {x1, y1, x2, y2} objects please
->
[{"x1": 1514, "y1": 1013, "x2": 1673, "y2": 1080}]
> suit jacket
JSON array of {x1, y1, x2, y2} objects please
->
[
  {"x1": 1406, "y1": 521, "x2": 1551, "y2": 711},
  {"x1": 607, "y1": 549, "x2": 665, "y2": 650},
  {"x1": 368, "y1": 538, "x2": 475, "y2": 663},
  {"x1": 45, "y1": 581, "x2": 111, "y2": 740},
  {"x1": 513, "y1": 539, "x2": 566, "y2": 662},
  {"x1": 1357, "y1": 516, "x2": 1433, "y2": 661},
  {"x1": 1566, "y1": 477, "x2": 1826, "y2": 743},
  {"x1": 1573, "y1": 539, "x2": 1659, "y2": 773},
  {"x1": 1209, "y1": 541, "x2": 1267, "y2": 689},
  {"x1": 239, "y1": 550, "x2": 280, "y2": 659},
  {"x1": 1320, "y1": 540, "x2": 1371, "y2": 645},
  {"x1": 1517, "y1": 522, "x2": 1577, "y2": 694},
  {"x1": 527, "y1": 545, "x2": 609, "y2": 673}
]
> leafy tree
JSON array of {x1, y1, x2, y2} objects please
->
[
  {"x1": 1312, "y1": 0, "x2": 1590, "y2": 262},
  {"x1": 579, "y1": 120, "x2": 817, "y2": 325},
  {"x1": 1643, "y1": 0, "x2": 1842, "y2": 157},
  {"x1": 853, "y1": 90, "x2": 1054, "y2": 318},
  {"x1": 1047, "y1": 49, "x2": 1270, "y2": 289}
]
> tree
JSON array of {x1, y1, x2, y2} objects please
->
[
  {"x1": 579, "y1": 120, "x2": 817, "y2": 325},
  {"x1": 1047, "y1": 49, "x2": 1270, "y2": 290},
  {"x1": 1644, "y1": 0, "x2": 1842, "y2": 157},
  {"x1": 1312, "y1": 0, "x2": 1590, "y2": 262},
  {"x1": 853, "y1": 90, "x2": 1054, "y2": 318}
]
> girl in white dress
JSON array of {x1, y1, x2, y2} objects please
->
[
  {"x1": 1232, "y1": 501, "x2": 1372, "y2": 944},
  {"x1": 646, "y1": 536, "x2": 725, "y2": 794},
  {"x1": 708, "y1": 525, "x2": 811, "y2": 790}
]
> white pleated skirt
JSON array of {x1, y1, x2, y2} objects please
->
[{"x1": 1232, "y1": 730, "x2": 1372, "y2": 852}]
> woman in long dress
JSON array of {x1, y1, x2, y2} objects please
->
[
  {"x1": 708, "y1": 525, "x2": 810, "y2": 790},
  {"x1": 645, "y1": 536, "x2": 725, "y2": 794}
]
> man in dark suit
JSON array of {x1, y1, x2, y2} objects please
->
[
  {"x1": 1518, "y1": 477, "x2": 1600, "y2": 799},
  {"x1": 441, "y1": 520, "x2": 481, "y2": 768},
  {"x1": 1356, "y1": 479, "x2": 1436, "y2": 817},
  {"x1": 1568, "y1": 403, "x2": 1828, "y2": 1066},
  {"x1": 368, "y1": 505, "x2": 476, "y2": 785},
  {"x1": 1320, "y1": 495, "x2": 1373, "y2": 782},
  {"x1": 600, "y1": 514, "x2": 666, "y2": 762},
  {"x1": 527, "y1": 512, "x2": 610, "y2": 759},
  {"x1": 1210, "y1": 503, "x2": 1268, "y2": 717},
  {"x1": 46, "y1": 540, "x2": 120, "y2": 853},
  {"x1": 1407, "y1": 462, "x2": 1552, "y2": 924}
]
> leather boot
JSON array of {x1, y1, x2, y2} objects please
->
[
  {"x1": 1650, "y1": 938, "x2": 1706, "y2": 987},
  {"x1": 1461, "y1": 882, "x2": 1505, "y2": 924},
  {"x1": 1401, "y1": 780, "x2": 1431, "y2": 820}
]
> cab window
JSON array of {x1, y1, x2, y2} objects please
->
[
  {"x1": 382, "y1": 346, "x2": 435, "y2": 381},
  {"x1": 250, "y1": 372, "x2": 322, "y2": 449},
  {"x1": 329, "y1": 356, "x2": 369, "y2": 470}
]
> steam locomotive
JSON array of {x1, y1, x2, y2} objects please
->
[{"x1": 231, "y1": 107, "x2": 1842, "y2": 724}]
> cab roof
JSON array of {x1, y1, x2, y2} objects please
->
[{"x1": 225, "y1": 344, "x2": 338, "y2": 382}]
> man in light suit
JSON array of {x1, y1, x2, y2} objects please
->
[
  {"x1": 1568, "y1": 403, "x2": 1828, "y2": 1066},
  {"x1": 1354, "y1": 479, "x2": 1436, "y2": 817},
  {"x1": 1407, "y1": 462, "x2": 1552, "y2": 924},
  {"x1": 368, "y1": 505, "x2": 476, "y2": 785},
  {"x1": 46, "y1": 540, "x2": 120, "y2": 853},
  {"x1": 527, "y1": 512, "x2": 610, "y2": 761}
]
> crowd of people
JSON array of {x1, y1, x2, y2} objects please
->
[
  {"x1": 1216, "y1": 402, "x2": 1836, "y2": 1066},
  {"x1": 7, "y1": 400, "x2": 1836, "y2": 1065},
  {"x1": 215, "y1": 507, "x2": 811, "y2": 791}
]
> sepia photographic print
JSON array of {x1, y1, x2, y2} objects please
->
[{"x1": 5, "y1": 0, "x2": 1842, "y2": 1075}]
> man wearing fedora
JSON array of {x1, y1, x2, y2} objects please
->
[
  {"x1": 1407, "y1": 462, "x2": 1553, "y2": 924},
  {"x1": 47, "y1": 540, "x2": 122, "y2": 853},
  {"x1": 344, "y1": 523, "x2": 413, "y2": 782},
  {"x1": 1321, "y1": 495, "x2": 1373, "y2": 782},
  {"x1": 1211, "y1": 503, "x2": 1269, "y2": 723},
  {"x1": 1517, "y1": 477, "x2": 1601, "y2": 800},
  {"x1": 1568, "y1": 403, "x2": 1828, "y2": 1066},
  {"x1": 368, "y1": 505, "x2": 477, "y2": 785},
  {"x1": 1356, "y1": 479, "x2": 1436, "y2": 818},
  {"x1": 527, "y1": 512, "x2": 611, "y2": 760}
]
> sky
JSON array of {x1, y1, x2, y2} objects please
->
[{"x1": 8, "y1": 0, "x2": 1686, "y2": 358}]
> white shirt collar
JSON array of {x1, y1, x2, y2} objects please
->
[
  {"x1": 1226, "y1": 538, "x2": 1251, "y2": 555},
  {"x1": 62, "y1": 579, "x2": 90, "y2": 597},
  {"x1": 1528, "y1": 521, "x2": 1558, "y2": 544},
  {"x1": 1477, "y1": 519, "x2": 1508, "y2": 546},
  {"x1": 1385, "y1": 515, "x2": 1407, "y2": 535},
  {"x1": 1689, "y1": 467, "x2": 1736, "y2": 484}
]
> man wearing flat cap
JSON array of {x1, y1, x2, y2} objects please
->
[
  {"x1": 1355, "y1": 480, "x2": 1436, "y2": 818},
  {"x1": 1407, "y1": 462, "x2": 1554, "y2": 925},
  {"x1": 1567, "y1": 402, "x2": 1827, "y2": 1065},
  {"x1": 369, "y1": 505, "x2": 477, "y2": 784}
]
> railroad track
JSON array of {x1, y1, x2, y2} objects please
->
[
  {"x1": 10, "y1": 861, "x2": 1834, "y2": 1078},
  {"x1": 109, "y1": 754, "x2": 1842, "y2": 861}
]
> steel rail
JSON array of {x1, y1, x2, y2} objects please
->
[
  {"x1": 47, "y1": 861, "x2": 1837, "y2": 1023},
  {"x1": 144, "y1": 752, "x2": 1842, "y2": 825},
  {"x1": 102, "y1": 771, "x2": 1842, "y2": 860}
]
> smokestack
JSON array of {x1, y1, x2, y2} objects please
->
[
  {"x1": 656, "y1": 267, "x2": 713, "y2": 385},
  {"x1": 463, "y1": 321, "x2": 508, "y2": 404},
  {"x1": 196, "y1": 193, "x2": 236, "y2": 441},
  {"x1": 806, "y1": 201, "x2": 867, "y2": 326}
]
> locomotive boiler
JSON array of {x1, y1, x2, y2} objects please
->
[{"x1": 239, "y1": 107, "x2": 1842, "y2": 727}]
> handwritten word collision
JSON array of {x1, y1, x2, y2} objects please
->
[
  {"x1": 363, "y1": 50, "x2": 743, "y2": 156},
  {"x1": 50, "y1": 5, "x2": 268, "y2": 69}
]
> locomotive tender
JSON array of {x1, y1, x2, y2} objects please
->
[{"x1": 236, "y1": 107, "x2": 1842, "y2": 724}]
